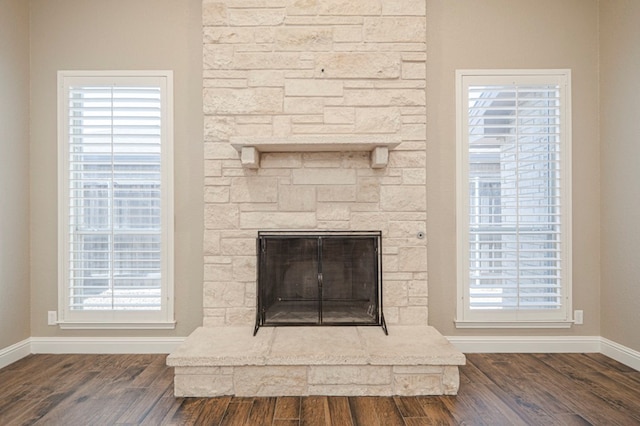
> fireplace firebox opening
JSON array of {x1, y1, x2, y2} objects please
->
[{"x1": 254, "y1": 231, "x2": 387, "y2": 335}]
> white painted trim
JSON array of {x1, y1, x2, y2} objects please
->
[
  {"x1": 600, "y1": 337, "x2": 640, "y2": 372},
  {"x1": 30, "y1": 337, "x2": 185, "y2": 354},
  {"x1": 446, "y1": 335, "x2": 601, "y2": 354},
  {"x1": 0, "y1": 338, "x2": 31, "y2": 369}
]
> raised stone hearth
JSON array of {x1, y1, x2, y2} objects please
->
[{"x1": 167, "y1": 326, "x2": 465, "y2": 397}]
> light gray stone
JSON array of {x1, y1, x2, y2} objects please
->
[
  {"x1": 205, "y1": 204, "x2": 239, "y2": 229},
  {"x1": 230, "y1": 177, "x2": 278, "y2": 203},
  {"x1": 203, "y1": 281, "x2": 244, "y2": 308},
  {"x1": 398, "y1": 246, "x2": 427, "y2": 271},
  {"x1": 202, "y1": 1, "x2": 227, "y2": 26},
  {"x1": 228, "y1": 8, "x2": 285, "y2": 26},
  {"x1": 285, "y1": 79, "x2": 343, "y2": 97},
  {"x1": 278, "y1": 185, "x2": 316, "y2": 211},
  {"x1": 292, "y1": 168, "x2": 356, "y2": 185},
  {"x1": 315, "y1": 53, "x2": 400, "y2": 79},
  {"x1": 234, "y1": 366, "x2": 308, "y2": 396},
  {"x1": 240, "y1": 211, "x2": 317, "y2": 229},
  {"x1": 204, "y1": 88, "x2": 283, "y2": 115},
  {"x1": 174, "y1": 374, "x2": 233, "y2": 397},
  {"x1": 275, "y1": 27, "x2": 333, "y2": 51},
  {"x1": 393, "y1": 373, "x2": 442, "y2": 396},
  {"x1": 355, "y1": 107, "x2": 401, "y2": 133},
  {"x1": 318, "y1": 0, "x2": 381, "y2": 15},
  {"x1": 364, "y1": 17, "x2": 426, "y2": 42},
  {"x1": 308, "y1": 366, "x2": 392, "y2": 385},
  {"x1": 382, "y1": 0, "x2": 426, "y2": 16},
  {"x1": 380, "y1": 186, "x2": 426, "y2": 212}
]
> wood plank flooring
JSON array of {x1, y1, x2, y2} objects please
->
[{"x1": 0, "y1": 352, "x2": 639, "y2": 425}]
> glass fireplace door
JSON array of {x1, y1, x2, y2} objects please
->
[{"x1": 256, "y1": 231, "x2": 385, "y2": 335}]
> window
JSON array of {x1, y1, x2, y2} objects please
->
[
  {"x1": 57, "y1": 71, "x2": 174, "y2": 329},
  {"x1": 455, "y1": 70, "x2": 572, "y2": 328}
]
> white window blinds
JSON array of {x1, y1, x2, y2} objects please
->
[
  {"x1": 58, "y1": 71, "x2": 174, "y2": 328},
  {"x1": 456, "y1": 70, "x2": 572, "y2": 326}
]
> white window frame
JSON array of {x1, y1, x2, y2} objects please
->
[
  {"x1": 57, "y1": 70, "x2": 175, "y2": 329},
  {"x1": 455, "y1": 69, "x2": 573, "y2": 328}
]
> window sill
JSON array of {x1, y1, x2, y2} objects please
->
[
  {"x1": 57, "y1": 321, "x2": 176, "y2": 330},
  {"x1": 455, "y1": 320, "x2": 573, "y2": 329}
]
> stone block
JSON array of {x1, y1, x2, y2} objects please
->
[
  {"x1": 205, "y1": 204, "x2": 239, "y2": 229},
  {"x1": 388, "y1": 150, "x2": 426, "y2": 168},
  {"x1": 380, "y1": 186, "x2": 426, "y2": 212},
  {"x1": 204, "y1": 116, "x2": 236, "y2": 142},
  {"x1": 205, "y1": 186, "x2": 230, "y2": 203},
  {"x1": 278, "y1": 185, "x2": 316, "y2": 211},
  {"x1": 203, "y1": 45, "x2": 234, "y2": 70},
  {"x1": 240, "y1": 212, "x2": 317, "y2": 229},
  {"x1": 202, "y1": 1, "x2": 227, "y2": 26},
  {"x1": 324, "y1": 107, "x2": 355, "y2": 124},
  {"x1": 220, "y1": 238, "x2": 256, "y2": 256},
  {"x1": 203, "y1": 27, "x2": 254, "y2": 44},
  {"x1": 344, "y1": 89, "x2": 425, "y2": 107},
  {"x1": 233, "y1": 256, "x2": 256, "y2": 281},
  {"x1": 443, "y1": 366, "x2": 460, "y2": 395},
  {"x1": 203, "y1": 281, "x2": 245, "y2": 308},
  {"x1": 204, "y1": 230, "x2": 221, "y2": 255},
  {"x1": 225, "y1": 307, "x2": 255, "y2": 325},
  {"x1": 287, "y1": 0, "x2": 318, "y2": 15},
  {"x1": 399, "y1": 306, "x2": 428, "y2": 325},
  {"x1": 333, "y1": 26, "x2": 363, "y2": 43},
  {"x1": 402, "y1": 61, "x2": 426, "y2": 80},
  {"x1": 260, "y1": 153, "x2": 302, "y2": 168},
  {"x1": 292, "y1": 168, "x2": 356, "y2": 185},
  {"x1": 174, "y1": 374, "x2": 233, "y2": 397},
  {"x1": 234, "y1": 366, "x2": 308, "y2": 396},
  {"x1": 308, "y1": 365, "x2": 388, "y2": 386},
  {"x1": 316, "y1": 185, "x2": 356, "y2": 202},
  {"x1": 230, "y1": 177, "x2": 278, "y2": 203},
  {"x1": 248, "y1": 70, "x2": 285, "y2": 87},
  {"x1": 382, "y1": 0, "x2": 426, "y2": 16},
  {"x1": 384, "y1": 281, "x2": 409, "y2": 307},
  {"x1": 275, "y1": 27, "x2": 333, "y2": 51},
  {"x1": 228, "y1": 8, "x2": 285, "y2": 26},
  {"x1": 398, "y1": 246, "x2": 427, "y2": 271},
  {"x1": 284, "y1": 97, "x2": 325, "y2": 114},
  {"x1": 233, "y1": 52, "x2": 301, "y2": 70},
  {"x1": 355, "y1": 107, "x2": 401, "y2": 133},
  {"x1": 393, "y1": 373, "x2": 442, "y2": 396},
  {"x1": 316, "y1": 203, "x2": 350, "y2": 221},
  {"x1": 204, "y1": 88, "x2": 284, "y2": 115},
  {"x1": 315, "y1": 53, "x2": 400, "y2": 79},
  {"x1": 318, "y1": 0, "x2": 381, "y2": 15},
  {"x1": 364, "y1": 17, "x2": 426, "y2": 42},
  {"x1": 285, "y1": 79, "x2": 343, "y2": 97}
]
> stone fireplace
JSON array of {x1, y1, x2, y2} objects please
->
[{"x1": 166, "y1": 0, "x2": 465, "y2": 397}]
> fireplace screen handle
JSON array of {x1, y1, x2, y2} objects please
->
[{"x1": 318, "y1": 272, "x2": 323, "y2": 288}]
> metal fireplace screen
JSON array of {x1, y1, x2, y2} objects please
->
[{"x1": 254, "y1": 231, "x2": 386, "y2": 335}]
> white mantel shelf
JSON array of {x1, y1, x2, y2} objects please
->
[{"x1": 229, "y1": 135, "x2": 402, "y2": 169}]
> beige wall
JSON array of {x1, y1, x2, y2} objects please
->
[
  {"x1": 0, "y1": 0, "x2": 31, "y2": 348},
  {"x1": 600, "y1": 0, "x2": 640, "y2": 352},
  {"x1": 29, "y1": 0, "x2": 204, "y2": 337},
  {"x1": 426, "y1": 0, "x2": 601, "y2": 336}
]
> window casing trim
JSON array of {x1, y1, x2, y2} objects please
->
[
  {"x1": 455, "y1": 69, "x2": 573, "y2": 328},
  {"x1": 57, "y1": 70, "x2": 175, "y2": 329}
]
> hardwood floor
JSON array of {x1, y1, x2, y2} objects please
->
[{"x1": 0, "y1": 352, "x2": 639, "y2": 425}]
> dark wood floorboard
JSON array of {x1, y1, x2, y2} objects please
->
[{"x1": 0, "y1": 353, "x2": 638, "y2": 425}]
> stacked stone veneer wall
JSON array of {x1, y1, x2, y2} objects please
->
[{"x1": 202, "y1": 0, "x2": 428, "y2": 327}]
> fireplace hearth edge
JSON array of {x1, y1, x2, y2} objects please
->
[{"x1": 254, "y1": 230, "x2": 387, "y2": 336}]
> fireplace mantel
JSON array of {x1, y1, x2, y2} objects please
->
[{"x1": 230, "y1": 135, "x2": 402, "y2": 169}]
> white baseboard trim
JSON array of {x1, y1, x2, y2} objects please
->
[
  {"x1": 0, "y1": 338, "x2": 31, "y2": 369},
  {"x1": 2, "y1": 335, "x2": 639, "y2": 372},
  {"x1": 30, "y1": 336, "x2": 186, "y2": 354},
  {"x1": 446, "y1": 335, "x2": 602, "y2": 354},
  {"x1": 600, "y1": 337, "x2": 640, "y2": 372}
]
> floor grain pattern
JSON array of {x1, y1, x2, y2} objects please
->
[{"x1": 0, "y1": 353, "x2": 638, "y2": 425}]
